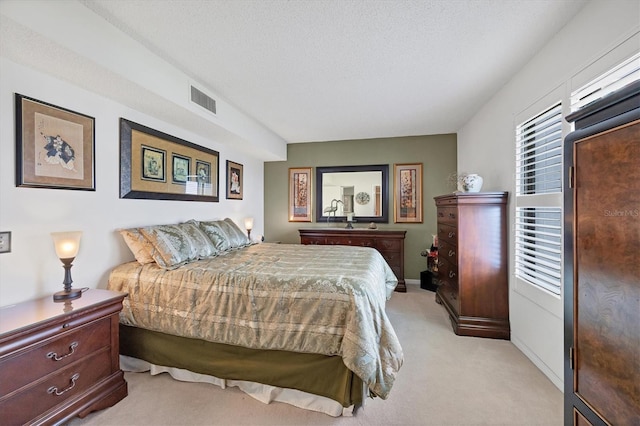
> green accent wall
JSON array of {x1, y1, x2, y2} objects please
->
[{"x1": 264, "y1": 134, "x2": 457, "y2": 281}]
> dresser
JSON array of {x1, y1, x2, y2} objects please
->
[
  {"x1": 563, "y1": 82, "x2": 639, "y2": 425},
  {"x1": 299, "y1": 228, "x2": 406, "y2": 292},
  {"x1": 0, "y1": 289, "x2": 128, "y2": 425},
  {"x1": 434, "y1": 192, "x2": 509, "y2": 339}
]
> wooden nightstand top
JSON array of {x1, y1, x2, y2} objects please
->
[{"x1": 0, "y1": 289, "x2": 126, "y2": 337}]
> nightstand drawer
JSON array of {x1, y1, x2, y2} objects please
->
[
  {"x1": 0, "y1": 317, "x2": 111, "y2": 396},
  {"x1": 0, "y1": 349, "x2": 111, "y2": 425}
]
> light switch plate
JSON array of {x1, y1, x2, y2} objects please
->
[{"x1": 0, "y1": 231, "x2": 11, "y2": 253}]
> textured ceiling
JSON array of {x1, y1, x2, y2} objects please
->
[{"x1": 76, "y1": 0, "x2": 587, "y2": 143}]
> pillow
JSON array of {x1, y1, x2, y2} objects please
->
[
  {"x1": 139, "y1": 224, "x2": 198, "y2": 269},
  {"x1": 197, "y1": 220, "x2": 232, "y2": 252},
  {"x1": 118, "y1": 228, "x2": 155, "y2": 264},
  {"x1": 179, "y1": 221, "x2": 218, "y2": 258},
  {"x1": 222, "y1": 218, "x2": 251, "y2": 248}
]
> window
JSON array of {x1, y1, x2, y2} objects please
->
[
  {"x1": 514, "y1": 207, "x2": 562, "y2": 295},
  {"x1": 514, "y1": 102, "x2": 563, "y2": 297},
  {"x1": 515, "y1": 102, "x2": 563, "y2": 195},
  {"x1": 571, "y1": 52, "x2": 640, "y2": 112}
]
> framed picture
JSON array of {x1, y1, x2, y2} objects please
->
[
  {"x1": 15, "y1": 94, "x2": 95, "y2": 191},
  {"x1": 289, "y1": 167, "x2": 312, "y2": 222},
  {"x1": 226, "y1": 160, "x2": 243, "y2": 200},
  {"x1": 172, "y1": 154, "x2": 191, "y2": 184},
  {"x1": 394, "y1": 163, "x2": 423, "y2": 223},
  {"x1": 141, "y1": 146, "x2": 166, "y2": 182},
  {"x1": 196, "y1": 160, "x2": 212, "y2": 184},
  {"x1": 120, "y1": 118, "x2": 219, "y2": 201}
]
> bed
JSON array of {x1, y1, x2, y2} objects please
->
[{"x1": 108, "y1": 218, "x2": 403, "y2": 416}]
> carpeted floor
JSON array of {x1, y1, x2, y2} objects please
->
[{"x1": 67, "y1": 284, "x2": 563, "y2": 425}]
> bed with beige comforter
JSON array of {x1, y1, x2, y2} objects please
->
[{"x1": 108, "y1": 242, "x2": 403, "y2": 401}]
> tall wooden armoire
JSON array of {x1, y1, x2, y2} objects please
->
[{"x1": 563, "y1": 81, "x2": 640, "y2": 425}]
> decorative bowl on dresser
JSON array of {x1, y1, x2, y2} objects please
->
[
  {"x1": 434, "y1": 192, "x2": 510, "y2": 339},
  {"x1": 299, "y1": 228, "x2": 406, "y2": 292},
  {"x1": 0, "y1": 289, "x2": 128, "y2": 425}
]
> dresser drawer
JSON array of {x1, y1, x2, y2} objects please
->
[
  {"x1": 0, "y1": 318, "x2": 111, "y2": 396},
  {"x1": 300, "y1": 236, "x2": 326, "y2": 245},
  {"x1": 436, "y1": 207, "x2": 458, "y2": 225},
  {"x1": 339, "y1": 237, "x2": 375, "y2": 247},
  {"x1": 379, "y1": 251, "x2": 400, "y2": 268},
  {"x1": 375, "y1": 239, "x2": 401, "y2": 251},
  {"x1": 437, "y1": 223, "x2": 458, "y2": 246},
  {"x1": 389, "y1": 265, "x2": 402, "y2": 281},
  {"x1": 438, "y1": 240, "x2": 458, "y2": 266},
  {"x1": 0, "y1": 349, "x2": 111, "y2": 425},
  {"x1": 437, "y1": 259, "x2": 459, "y2": 312}
]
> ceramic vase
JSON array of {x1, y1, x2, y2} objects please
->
[{"x1": 459, "y1": 174, "x2": 483, "y2": 192}]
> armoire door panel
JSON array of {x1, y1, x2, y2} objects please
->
[{"x1": 573, "y1": 121, "x2": 640, "y2": 426}]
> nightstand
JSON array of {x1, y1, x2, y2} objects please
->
[{"x1": 0, "y1": 289, "x2": 128, "y2": 424}]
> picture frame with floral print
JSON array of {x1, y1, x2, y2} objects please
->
[
  {"x1": 394, "y1": 163, "x2": 423, "y2": 223},
  {"x1": 289, "y1": 167, "x2": 312, "y2": 222}
]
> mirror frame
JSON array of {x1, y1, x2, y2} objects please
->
[{"x1": 315, "y1": 164, "x2": 389, "y2": 223}]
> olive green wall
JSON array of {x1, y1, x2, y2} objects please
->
[{"x1": 264, "y1": 134, "x2": 457, "y2": 281}]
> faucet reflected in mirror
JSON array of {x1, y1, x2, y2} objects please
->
[{"x1": 323, "y1": 199, "x2": 343, "y2": 222}]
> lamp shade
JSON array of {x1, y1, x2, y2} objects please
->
[
  {"x1": 244, "y1": 217, "x2": 254, "y2": 231},
  {"x1": 51, "y1": 231, "x2": 82, "y2": 259}
]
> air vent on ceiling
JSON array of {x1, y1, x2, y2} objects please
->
[{"x1": 190, "y1": 85, "x2": 217, "y2": 115}]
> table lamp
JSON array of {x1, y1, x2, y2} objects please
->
[{"x1": 51, "y1": 231, "x2": 83, "y2": 301}]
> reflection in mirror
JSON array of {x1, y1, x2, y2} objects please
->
[{"x1": 316, "y1": 165, "x2": 388, "y2": 223}]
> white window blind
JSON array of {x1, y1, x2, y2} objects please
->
[
  {"x1": 571, "y1": 52, "x2": 640, "y2": 111},
  {"x1": 515, "y1": 102, "x2": 563, "y2": 195},
  {"x1": 515, "y1": 101, "x2": 563, "y2": 296},
  {"x1": 514, "y1": 207, "x2": 562, "y2": 296}
]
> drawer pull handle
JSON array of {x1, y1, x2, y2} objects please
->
[
  {"x1": 48, "y1": 373, "x2": 80, "y2": 396},
  {"x1": 448, "y1": 250, "x2": 455, "y2": 257},
  {"x1": 450, "y1": 292, "x2": 457, "y2": 300},
  {"x1": 449, "y1": 271, "x2": 456, "y2": 278},
  {"x1": 448, "y1": 232, "x2": 455, "y2": 238},
  {"x1": 448, "y1": 213, "x2": 455, "y2": 219},
  {"x1": 47, "y1": 342, "x2": 78, "y2": 361}
]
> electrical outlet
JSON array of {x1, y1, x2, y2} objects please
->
[{"x1": 0, "y1": 231, "x2": 11, "y2": 253}]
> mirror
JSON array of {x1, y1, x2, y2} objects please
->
[{"x1": 316, "y1": 165, "x2": 389, "y2": 223}]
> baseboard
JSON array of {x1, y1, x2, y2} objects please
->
[{"x1": 405, "y1": 279, "x2": 420, "y2": 285}]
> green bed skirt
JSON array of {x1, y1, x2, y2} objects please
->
[{"x1": 120, "y1": 325, "x2": 363, "y2": 407}]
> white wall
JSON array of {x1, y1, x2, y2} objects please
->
[
  {"x1": 0, "y1": 58, "x2": 265, "y2": 306},
  {"x1": 457, "y1": 0, "x2": 639, "y2": 390}
]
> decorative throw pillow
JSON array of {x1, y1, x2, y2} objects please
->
[
  {"x1": 222, "y1": 218, "x2": 251, "y2": 248},
  {"x1": 139, "y1": 224, "x2": 197, "y2": 269},
  {"x1": 118, "y1": 228, "x2": 155, "y2": 264},
  {"x1": 179, "y1": 221, "x2": 218, "y2": 258},
  {"x1": 197, "y1": 220, "x2": 232, "y2": 252}
]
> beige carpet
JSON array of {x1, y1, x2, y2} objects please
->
[{"x1": 68, "y1": 285, "x2": 562, "y2": 426}]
